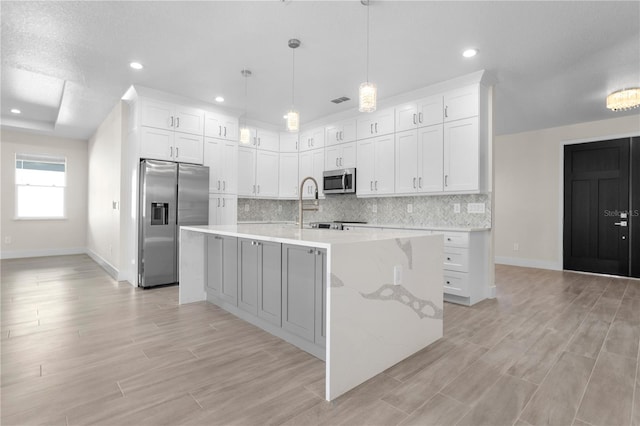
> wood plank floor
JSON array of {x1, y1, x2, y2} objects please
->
[{"x1": 2, "y1": 254, "x2": 639, "y2": 426}]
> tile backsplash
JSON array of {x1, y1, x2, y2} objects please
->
[{"x1": 238, "y1": 193, "x2": 492, "y2": 228}]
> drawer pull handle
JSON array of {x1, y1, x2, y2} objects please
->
[
  {"x1": 446, "y1": 281, "x2": 451, "y2": 285},
  {"x1": 447, "y1": 238, "x2": 452, "y2": 241},
  {"x1": 447, "y1": 257, "x2": 451, "y2": 261}
]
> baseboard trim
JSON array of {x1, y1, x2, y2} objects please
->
[
  {"x1": 0, "y1": 247, "x2": 86, "y2": 260},
  {"x1": 86, "y1": 249, "x2": 119, "y2": 280},
  {"x1": 495, "y1": 256, "x2": 562, "y2": 271}
]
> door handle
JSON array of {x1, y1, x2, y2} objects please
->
[
  {"x1": 370, "y1": 123, "x2": 374, "y2": 134},
  {"x1": 222, "y1": 198, "x2": 226, "y2": 207},
  {"x1": 614, "y1": 221, "x2": 628, "y2": 227},
  {"x1": 224, "y1": 127, "x2": 227, "y2": 137},
  {"x1": 257, "y1": 185, "x2": 260, "y2": 193},
  {"x1": 217, "y1": 198, "x2": 220, "y2": 207},
  {"x1": 444, "y1": 106, "x2": 448, "y2": 118},
  {"x1": 413, "y1": 177, "x2": 417, "y2": 188},
  {"x1": 219, "y1": 125, "x2": 222, "y2": 136},
  {"x1": 217, "y1": 180, "x2": 221, "y2": 190},
  {"x1": 176, "y1": 147, "x2": 179, "y2": 158},
  {"x1": 222, "y1": 180, "x2": 226, "y2": 191},
  {"x1": 336, "y1": 133, "x2": 339, "y2": 141},
  {"x1": 375, "y1": 122, "x2": 378, "y2": 133},
  {"x1": 340, "y1": 131, "x2": 344, "y2": 140},
  {"x1": 375, "y1": 180, "x2": 378, "y2": 190},
  {"x1": 170, "y1": 116, "x2": 174, "y2": 127},
  {"x1": 370, "y1": 181, "x2": 373, "y2": 191},
  {"x1": 413, "y1": 114, "x2": 417, "y2": 125},
  {"x1": 445, "y1": 174, "x2": 448, "y2": 187},
  {"x1": 253, "y1": 184, "x2": 256, "y2": 193},
  {"x1": 336, "y1": 158, "x2": 339, "y2": 167},
  {"x1": 295, "y1": 141, "x2": 298, "y2": 150},
  {"x1": 170, "y1": 146, "x2": 173, "y2": 158},
  {"x1": 342, "y1": 171, "x2": 346, "y2": 190},
  {"x1": 176, "y1": 117, "x2": 180, "y2": 128},
  {"x1": 419, "y1": 112, "x2": 423, "y2": 123},
  {"x1": 419, "y1": 177, "x2": 423, "y2": 188}
]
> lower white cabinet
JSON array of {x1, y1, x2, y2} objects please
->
[
  {"x1": 299, "y1": 148, "x2": 325, "y2": 199},
  {"x1": 237, "y1": 146, "x2": 256, "y2": 196},
  {"x1": 208, "y1": 195, "x2": 237, "y2": 225},
  {"x1": 443, "y1": 117, "x2": 479, "y2": 192},
  {"x1": 357, "y1": 134, "x2": 395, "y2": 196},
  {"x1": 207, "y1": 235, "x2": 238, "y2": 306},
  {"x1": 282, "y1": 244, "x2": 326, "y2": 346},
  {"x1": 279, "y1": 152, "x2": 299, "y2": 199}
]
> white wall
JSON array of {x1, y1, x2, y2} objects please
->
[
  {"x1": 86, "y1": 101, "x2": 125, "y2": 278},
  {"x1": 1, "y1": 129, "x2": 88, "y2": 258},
  {"x1": 494, "y1": 114, "x2": 640, "y2": 270}
]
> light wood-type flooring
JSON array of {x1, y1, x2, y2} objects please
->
[{"x1": 2, "y1": 254, "x2": 640, "y2": 426}]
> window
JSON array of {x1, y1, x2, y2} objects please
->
[{"x1": 15, "y1": 154, "x2": 66, "y2": 219}]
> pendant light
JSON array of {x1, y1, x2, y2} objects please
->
[
  {"x1": 359, "y1": 0, "x2": 377, "y2": 113},
  {"x1": 239, "y1": 69, "x2": 252, "y2": 144},
  {"x1": 286, "y1": 38, "x2": 300, "y2": 132}
]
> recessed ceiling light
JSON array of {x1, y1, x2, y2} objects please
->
[
  {"x1": 10, "y1": 108, "x2": 21, "y2": 114},
  {"x1": 215, "y1": 96, "x2": 224, "y2": 103},
  {"x1": 129, "y1": 62, "x2": 144, "y2": 70},
  {"x1": 462, "y1": 49, "x2": 478, "y2": 58},
  {"x1": 283, "y1": 115, "x2": 288, "y2": 119}
]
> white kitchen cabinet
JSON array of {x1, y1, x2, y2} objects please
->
[
  {"x1": 325, "y1": 141, "x2": 356, "y2": 170},
  {"x1": 299, "y1": 148, "x2": 325, "y2": 199},
  {"x1": 280, "y1": 133, "x2": 299, "y2": 153},
  {"x1": 395, "y1": 95, "x2": 443, "y2": 132},
  {"x1": 140, "y1": 127, "x2": 203, "y2": 164},
  {"x1": 325, "y1": 119, "x2": 356, "y2": 146},
  {"x1": 299, "y1": 127, "x2": 325, "y2": 152},
  {"x1": 279, "y1": 152, "x2": 299, "y2": 199},
  {"x1": 204, "y1": 137, "x2": 237, "y2": 194},
  {"x1": 443, "y1": 117, "x2": 479, "y2": 192},
  {"x1": 204, "y1": 112, "x2": 238, "y2": 141},
  {"x1": 356, "y1": 134, "x2": 395, "y2": 196},
  {"x1": 252, "y1": 128, "x2": 279, "y2": 152},
  {"x1": 255, "y1": 150, "x2": 279, "y2": 197},
  {"x1": 140, "y1": 99, "x2": 204, "y2": 136},
  {"x1": 356, "y1": 107, "x2": 395, "y2": 140},
  {"x1": 209, "y1": 194, "x2": 237, "y2": 225},
  {"x1": 444, "y1": 84, "x2": 479, "y2": 123},
  {"x1": 237, "y1": 146, "x2": 257, "y2": 196},
  {"x1": 395, "y1": 126, "x2": 443, "y2": 194}
]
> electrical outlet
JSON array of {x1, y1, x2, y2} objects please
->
[
  {"x1": 4, "y1": 236, "x2": 12, "y2": 244},
  {"x1": 407, "y1": 203, "x2": 413, "y2": 213},
  {"x1": 244, "y1": 203, "x2": 250, "y2": 212},
  {"x1": 513, "y1": 243, "x2": 519, "y2": 251},
  {"x1": 467, "y1": 203, "x2": 486, "y2": 214},
  {"x1": 372, "y1": 203, "x2": 378, "y2": 213},
  {"x1": 393, "y1": 265, "x2": 402, "y2": 285},
  {"x1": 454, "y1": 203, "x2": 461, "y2": 213}
]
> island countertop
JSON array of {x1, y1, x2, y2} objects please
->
[{"x1": 181, "y1": 224, "x2": 432, "y2": 248}]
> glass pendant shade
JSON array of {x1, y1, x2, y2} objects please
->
[
  {"x1": 359, "y1": 82, "x2": 377, "y2": 113},
  {"x1": 286, "y1": 110, "x2": 300, "y2": 132},
  {"x1": 239, "y1": 127, "x2": 251, "y2": 144},
  {"x1": 606, "y1": 88, "x2": 640, "y2": 111}
]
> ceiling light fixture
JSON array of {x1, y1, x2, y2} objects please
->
[
  {"x1": 10, "y1": 108, "x2": 21, "y2": 114},
  {"x1": 239, "y1": 69, "x2": 252, "y2": 145},
  {"x1": 129, "y1": 62, "x2": 144, "y2": 70},
  {"x1": 606, "y1": 88, "x2": 640, "y2": 111},
  {"x1": 286, "y1": 38, "x2": 301, "y2": 132},
  {"x1": 215, "y1": 96, "x2": 225, "y2": 103},
  {"x1": 462, "y1": 48, "x2": 478, "y2": 58},
  {"x1": 359, "y1": 0, "x2": 377, "y2": 113}
]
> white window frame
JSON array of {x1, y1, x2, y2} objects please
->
[{"x1": 14, "y1": 153, "x2": 68, "y2": 220}]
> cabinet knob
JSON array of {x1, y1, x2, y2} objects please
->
[
  {"x1": 308, "y1": 248, "x2": 314, "y2": 254},
  {"x1": 446, "y1": 257, "x2": 451, "y2": 261},
  {"x1": 446, "y1": 281, "x2": 451, "y2": 285}
]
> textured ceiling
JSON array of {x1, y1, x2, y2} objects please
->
[{"x1": 1, "y1": 1, "x2": 639, "y2": 140}]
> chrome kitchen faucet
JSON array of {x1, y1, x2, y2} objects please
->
[{"x1": 298, "y1": 176, "x2": 319, "y2": 229}]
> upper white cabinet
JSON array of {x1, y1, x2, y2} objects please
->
[
  {"x1": 325, "y1": 141, "x2": 356, "y2": 170},
  {"x1": 299, "y1": 148, "x2": 325, "y2": 199},
  {"x1": 204, "y1": 137, "x2": 237, "y2": 194},
  {"x1": 395, "y1": 95, "x2": 443, "y2": 132},
  {"x1": 325, "y1": 119, "x2": 356, "y2": 146},
  {"x1": 141, "y1": 99, "x2": 204, "y2": 136},
  {"x1": 356, "y1": 108, "x2": 395, "y2": 140},
  {"x1": 395, "y1": 126, "x2": 443, "y2": 194},
  {"x1": 237, "y1": 146, "x2": 257, "y2": 197},
  {"x1": 444, "y1": 117, "x2": 480, "y2": 192},
  {"x1": 443, "y1": 84, "x2": 479, "y2": 123},
  {"x1": 204, "y1": 112, "x2": 238, "y2": 141},
  {"x1": 356, "y1": 134, "x2": 395, "y2": 196},
  {"x1": 280, "y1": 133, "x2": 299, "y2": 153},
  {"x1": 279, "y1": 152, "x2": 299, "y2": 199},
  {"x1": 299, "y1": 127, "x2": 325, "y2": 152}
]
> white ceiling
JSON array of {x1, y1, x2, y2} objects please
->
[{"x1": 2, "y1": 1, "x2": 639, "y2": 140}]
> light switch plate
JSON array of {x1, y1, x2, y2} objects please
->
[
  {"x1": 467, "y1": 203, "x2": 485, "y2": 214},
  {"x1": 454, "y1": 203, "x2": 461, "y2": 213},
  {"x1": 372, "y1": 203, "x2": 378, "y2": 213},
  {"x1": 407, "y1": 204, "x2": 413, "y2": 213},
  {"x1": 244, "y1": 203, "x2": 250, "y2": 212}
]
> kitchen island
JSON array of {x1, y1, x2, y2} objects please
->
[{"x1": 179, "y1": 224, "x2": 443, "y2": 401}]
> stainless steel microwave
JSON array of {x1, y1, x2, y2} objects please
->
[{"x1": 323, "y1": 168, "x2": 356, "y2": 194}]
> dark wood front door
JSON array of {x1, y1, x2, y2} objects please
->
[{"x1": 564, "y1": 139, "x2": 630, "y2": 276}]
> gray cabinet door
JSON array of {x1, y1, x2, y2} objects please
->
[
  {"x1": 282, "y1": 244, "x2": 317, "y2": 342},
  {"x1": 207, "y1": 235, "x2": 238, "y2": 306},
  {"x1": 314, "y1": 249, "x2": 326, "y2": 347},
  {"x1": 238, "y1": 238, "x2": 259, "y2": 315},
  {"x1": 257, "y1": 241, "x2": 282, "y2": 326}
]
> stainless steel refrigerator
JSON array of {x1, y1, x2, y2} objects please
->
[{"x1": 138, "y1": 159, "x2": 209, "y2": 288}]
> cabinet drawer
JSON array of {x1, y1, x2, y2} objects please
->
[
  {"x1": 444, "y1": 271, "x2": 469, "y2": 297},
  {"x1": 442, "y1": 232, "x2": 469, "y2": 248},
  {"x1": 443, "y1": 247, "x2": 469, "y2": 272}
]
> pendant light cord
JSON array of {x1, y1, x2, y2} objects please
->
[
  {"x1": 291, "y1": 47, "x2": 296, "y2": 107},
  {"x1": 366, "y1": 1, "x2": 370, "y2": 83},
  {"x1": 243, "y1": 70, "x2": 248, "y2": 127}
]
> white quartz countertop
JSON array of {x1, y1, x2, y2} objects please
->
[
  {"x1": 181, "y1": 224, "x2": 435, "y2": 249},
  {"x1": 238, "y1": 221, "x2": 490, "y2": 233}
]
